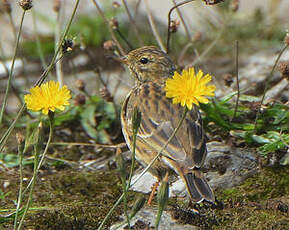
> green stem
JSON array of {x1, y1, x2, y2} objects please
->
[
  {"x1": 97, "y1": 107, "x2": 188, "y2": 230},
  {"x1": 13, "y1": 142, "x2": 25, "y2": 229},
  {"x1": 0, "y1": 10, "x2": 26, "y2": 125},
  {"x1": 16, "y1": 120, "x2": 53, "y2": 230}
]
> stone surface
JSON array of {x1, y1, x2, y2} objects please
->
[{"x1": 130, "y1": 141, "x2": 258, "y2": 198}]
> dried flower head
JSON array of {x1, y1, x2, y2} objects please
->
[
  {"x1": 278, "y1": 61, "x2": 289, "y2": 81},
  {"x1": 100, "y1": 87, "x2": 113, "y2": 102},
  {"x1": 110, "y1": 18, "x2": 119, "y2": 30},
  {"x1": 169, "y1": 20, "x2": 180, "y2": 33},
  {"x1": 202, "y1": 0, "x2": 224, "y2": 5},
  {"x1": 75, "y1": 79, "x2": 85, "y2": 91},
  {"x1": 53, "y1": 0, "x2": 61, "y2": 12},
  {"x1": 62, "y1": 39, "x2": 74, "y2": 53},
  {"x1": 165, "y1": 67, "x2": 216, "y2": 110},
  {"x1": 24, "y1": 81, "x2": 71, "y2": 115},
  {"x1": 1, "y1": 0, "x2": 12, "y2": 14},
  {"x1": 74, "y1": 94, "x2": 86, "y2": 106},
  {"x1": 103, "y1": 40, "x2": 116, "y2": 51},
  {"x1": 16, "y1": 133, "x2": 25, "y2": 145},
  {"x1": 112, "y1": 1, "x2": 120, "y2": 8},
  {"x1": 19, "y1": 0, "x2": 33, "y2": 10},
  {"x1": 230, "y1": 0, "x2": 239, "y2": 12},
  {"x1": 223, "y1": 73, "x2": 234, "y2": 87}
]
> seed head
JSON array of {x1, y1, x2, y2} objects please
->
[
  {"x1": 19, "y1": 0, "x2": 33, "y2": 11},
  {"x1": 223, "y1": 73, "x2": 234, "y2": 87},
  {"x1": 112, "y1": 1, "x2": 120, "y2": 8},
  {"x1": 74, "y1": 94, "x2": 86, "y2": 106},
  {"x1": 169, "y1": 20, "x2": 180, "y2": 33},
  {"x1": 1, "y1": 0, "x2": 12, "y2": 14},
  {"x1": 100, "y1": 87, "x2": 113, "y2": 102},
  {"x1": 278, "y1": 61, "x2": 289, "y2": 81},
  {"x1": 103, "y1": 40, "x2": 116, "y2": 51},
  {"x1": 53, "y1": 0, "x2": 61, "y2": 12},
  {"x1": 75, "y1": 79, "x2": 85, "y2": 91},
  {"x1": 110, "y1": 18, "x2": 119, "y2": 30},
  {"x1": 231, "y1": 0, "x2": 239, "y2": 12}
]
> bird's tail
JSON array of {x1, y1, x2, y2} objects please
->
[{"x1": 182, "y1": 169, "x2": 215, "y2": 203}]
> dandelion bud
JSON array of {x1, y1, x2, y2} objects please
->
[
  {"x1": 1, "y1": 0, "x2": 12, "y2": 14},
  {"x1": 278, "y1": 61, "x2": 289, "y2": 81},
  {"x1": 110, "y1": 18, "x2": 119, "y2": 30},
  {"x1": 223, "y1": 73, "x2": 234, "y2": 87},
  {"x1": 16, "y1": 133, "x2": 25, "y2": 153},
  {"x1": 18, "y1": 0, "x2": 33, "y2": 11},
  {"x1": 53, "y1": 0, "x2": 61, "y2": 12},
  {"x1": 75, "y1": 79, "x2": 85, "y2": 91},
  {"x1": 169, "y1": 20, "x2": 180, "y2": 33},
  {"x1": 103, "y1": 40, "x2": 116, "y2": 51},
  {"x1": 155, "y1": 173, "x2": 169, "y2": 229},
  {"x1": 74, "y1": 94, "x2": 86, "y2": 106},
  {"x1": 115, "y1": 148, "x2": 127, "y2": 181},
  {"x1": 100, "y1": 87, "x2": 113, "y2": 102},
  {"x1": 132, "y1": 107, "x2": 142, "y2": 134},
  {"x1": 112, "y1": 1, "x2": 120, "y2": 8}
]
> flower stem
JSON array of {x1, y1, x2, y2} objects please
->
[
  {"x1": 13, "y1": 139, "x2": 25, "y2": 229},
  {"x1": 16, "y1": 119, "x2": 53, "y2": 230},
  {"x1": 0, "y1": 10, "x2": 26, "y2": 125}
]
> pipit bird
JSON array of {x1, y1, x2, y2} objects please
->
[{"x1": 120, "y1": 46, "x2": 214, "y2": 203}]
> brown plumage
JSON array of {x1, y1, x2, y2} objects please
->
[{"x1": 121, "y1": 46, "x2": 214, "y2": 203}]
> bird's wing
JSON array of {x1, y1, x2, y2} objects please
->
[{"x1": 123, "y1": 82, "x2": 207, "y2": 169}]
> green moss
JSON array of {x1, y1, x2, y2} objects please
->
[{"x1": 219, "y1": 167, "x2": 289, "y2": 202}]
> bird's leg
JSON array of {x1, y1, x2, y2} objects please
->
[{"x1": 147, "y1": 179, "x2": 160, "y2": 206}]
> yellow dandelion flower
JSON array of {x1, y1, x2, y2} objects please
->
[
  {"x1": 165, "y1": 67, "x2": 216, "y2": 110},
  {"x1": 24, "y1": 81, "x2": 71, "y2": 115}
]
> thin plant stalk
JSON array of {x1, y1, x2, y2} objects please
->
[
  {"x1": 254, "y1": 44, "x2": 289, "y2": 131},
  {"x1": 231, "y1": 40, "x2": 240, "y2": 121},
  {"x1": 172, "y1": 0, "x2": 191, "y2": 41},
  {"x1": 97, "y1": 108, "x2": 188, "y2": 230},
  {"x1": 0, "y1": 0, "x2": 80, "y2": 151},
  {"x1": 32, "y1": 9, "x2": 48, "y2": 69},
  {"x1": 91, "y1": 0, "x2": 126, "y2": 55},
  {"x1": 16, "y1": 120, "x2": 53, "y2": 230},
  {"x1": 13, "y1": 141, "x2": 25, "y2": 229},
  {"x1": 0, "y1": 10, "x2": 26, "y2": 125},
  {"x1": 166, "y1": 0, "x2": 194, "y2": 54},
  {"x1": 121, "y1": 0, "x2": 144, "y2": 46},
  {"x1": 55, "y1": 3, "x2": 64, "y2": 86},
  {"x1": 191, "y1": 30, "x2": 222, "y2": 66},
  {"x1": 143, "y1": 0, "x2": 166, "y2": 52}
]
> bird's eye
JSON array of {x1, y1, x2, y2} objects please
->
[{"x1": 139, "y1": 57, "x2": 149, "y2": 64}]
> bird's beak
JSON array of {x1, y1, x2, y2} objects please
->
[
  {"x1": 118, "y1": 55, "x2": 128, "y2": 65},
  {"x1": 105, "y1": 55, "x2": 128, "y2": 65}
]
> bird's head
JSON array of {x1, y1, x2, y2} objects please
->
[{"x1": 121, "y1": 46, "x2": 176, "y2": 83}]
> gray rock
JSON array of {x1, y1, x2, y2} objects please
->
[{"x1": 130, "y1": 141, "x2": 258, "y2": 197}]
